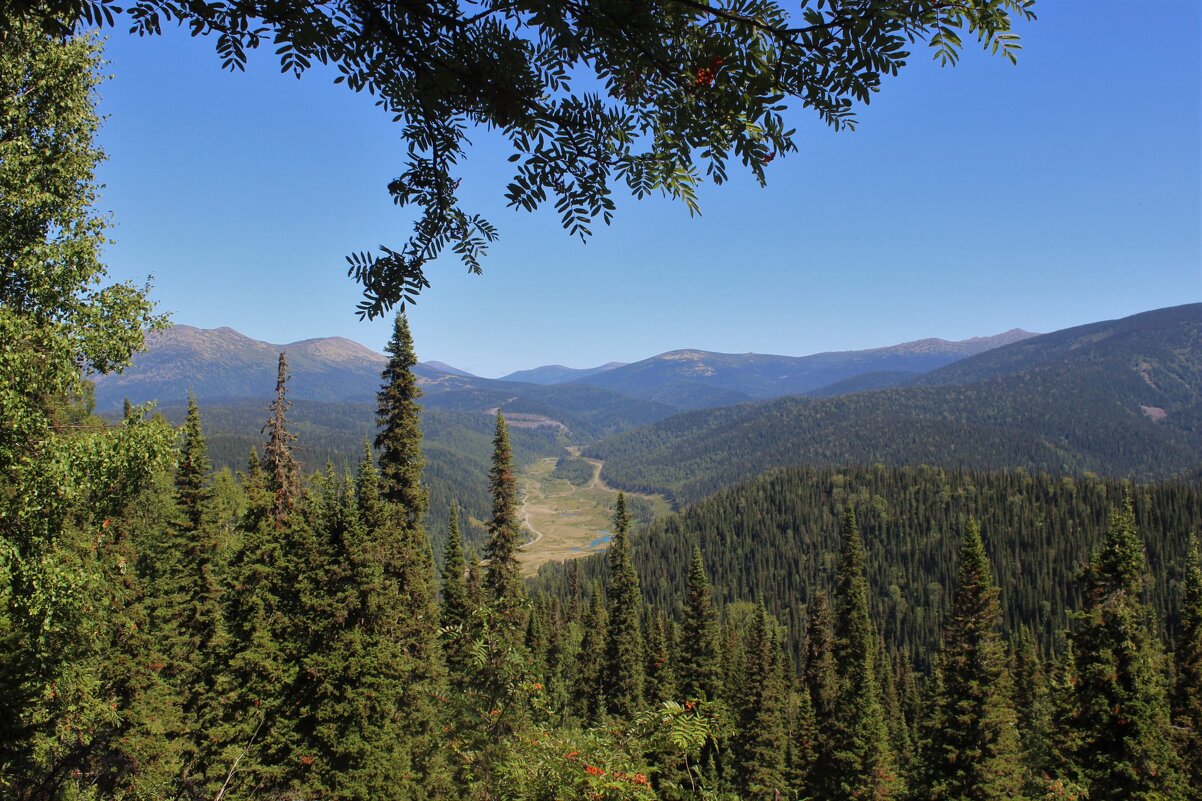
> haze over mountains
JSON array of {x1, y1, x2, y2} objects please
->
[
  {"x1": 91, "y1": 323, "x2": 1038, "y2": 414},
  {"x1": 589, "y1": 304, "x2": 1202, "y2": 503},
  {"x1": 93, "y1": 304, "x2": 1201, "y2": 551}
]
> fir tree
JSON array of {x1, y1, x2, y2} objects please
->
[
  {"x1": 1174, "y1": 536, "x2": 1202, "y2": 800},
  {"x1": 827, "y1": 507, "x2": 900, "y2": 800},
  {"x1": 644, "y1": 608, "x2": 676, "y2": 706},
  {"x1": 788, "y1": 681, "x2": 818, "y2": 798},
  {"x1": 1011, "y1": 626, "x2": 1053, "y2": 793},
  {"x1": 679, "y1": 545, "x2": 722, "y2": 702},
  {"x1": 317, "y1": 446, "x2": 449, "y2": 798},
  {"x1": 913, "y1": 520, "x2": 1026, "y2": 801},
  {"x1": 441, "y1": 502, "x2": 476, "y2": 691},
  {"x1": 567, "y1": 559, "x2": 582, "y2": 621},
  {"x1": 441, "y1": 502, "x2": 471, "y2": 630},
  {"x1": 603, "y1": 493, "x2": 645, "y2": 719},
  {"x1": 574, "y1": 582, "x2": 608, "y2": 725},
  {"x1": 176, "y1": 392, "x2": 214, "y2": 530},
  {"x1": 262, "y1": 352, "x2": 299, "y2": 525},
  {"x1": 733, "y1": 604, "x2": 788, "y2": 799},
  {"x1": 1067, "y1": 498, "x2": 1185, "y2": 801},
  {"x1": 375, "y1": 310, "x2": 427, "y2": 523},
  {"x1": 167, "y1": 393, "x2": 228, "y2": 789},
  {"x1": 484, "y1": 412, "x2": 524, "y2": 613},
  {"x1": 804, "y1": 591, "x2": 840, "y2": 727}
]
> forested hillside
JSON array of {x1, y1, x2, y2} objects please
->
[
  {"x1": 533, "y1": 465, "x2": 1202, "y2": 665},
  {"x1": 589, "y1": 305, "x2": 1202, "y2": 504},
  {"x1": 152, "y1": 399, "x2": 564, "y2": 552},
  {"x1": 8, "y1": 8, "x2": 1202, "y2": 801}
]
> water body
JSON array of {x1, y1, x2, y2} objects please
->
[{"x1": 589, "y1": 531, "x2": 613, "y2": 548}]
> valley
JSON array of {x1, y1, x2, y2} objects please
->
[{"x1": 515, "y1": 450, "x2": 671, "y2": 575}]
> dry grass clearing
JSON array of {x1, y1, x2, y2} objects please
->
[{"x1": 516, "y1": 452, "x2": 671, "y2": 576}]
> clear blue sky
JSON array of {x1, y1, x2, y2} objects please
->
[{"x1": 94, "y1": 1, "x2": 1200, "y2": 378}]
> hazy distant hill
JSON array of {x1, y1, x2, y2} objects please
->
[
  {"x1": 500, "y1": 362, "x2": 626, "y2": 384},
  {"x1": 587, "y1": 305, "x2": 1202, "y2": 504},
  {"x1": 91, "y1": 325, "x2": 389, "y2": 410},
  {"x1": 572, "y1": 329, "x2": 1037, "y2": 409},
  {"x1": 90, "y1": 324, "x2": 491, "y2": 412}
]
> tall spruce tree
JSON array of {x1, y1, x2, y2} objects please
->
[
  {"x1": 788, "y1": 681, "x2": 819, "y2": 798},
  {"x1": 484, "y1": 412, "x2": 524, "y2": 613},
  {"x1": 167, "y1": 393, "x2": 227, "y2": 790},
  {"x1": 733, "y1": 604, "x2": 788, "y2": 799},
  {"x1": 375, "y1": 311, "x2": 427, "y2": 523},
  {"x1": 804, "y1": 592, "x2": 840, "y2": 729},
  {"x1": 1067, "y1": 498, "x2": 1185, "y2": 801},
  {"x1": 176, "y1": 392, "x2": 214, "y2": 531},
  {"x1": 603, "y1": 493, "x2": 645, "y2": 719},
  {"x1": 441, "y1": 502, "x2": 471, "y2": 632},
  {"x1": 1011, "y1": 626, "x2": 1053, "y2": 793},
  {"x1": 1175, "y1": 536, "x2": 1202, "y2": 800},
  {"x1": 262, "y1": 352, "x2": 300, "y2": 525},
  {"x1": 914, "y1": 520, "x2": 1026, "y2": 801},
  {"x1": 644, "y1": 608, "x2": 676, "y2": 706},
  {"x1": 679, "y1": 545, "x2": 722, "y2": 702},
  {"x1": 574, "y1": 582, "x2": 608, "y2": 726},
  {"x1": 826, "y1": 507, "x2": 900, "y2": 801}
]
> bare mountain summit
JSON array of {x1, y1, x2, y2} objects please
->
[{"x1": 91, "y1": 325, "x2": 393, "y2": 411}]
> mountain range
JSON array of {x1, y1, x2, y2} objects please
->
[
  {"x1": 587, "y1": 304, "x2": 1202, "y2": 504},
  {"x1": 91, "y1": 323, "x2": 1037, "y2": 417}
]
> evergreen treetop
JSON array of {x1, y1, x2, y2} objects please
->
[
  {"x1": 679, "y1": 544, "x2": 722, "y2": 702},
  {"x1": 915, "y1": 520, "x2": 1026, "y2": 801},
  {"x1": 484, "y1": 412, "x2": 524, "y2": 610},
  {"x1": 603, "y1": 492, "x2": 645, "y2": 719},
  {"x1": 262, "y1": 352, "x2": 300, "y2": 525},
  {"x1": 375, "y1": 311, "x2": 427, "y2": 522},
  {"x1": 1068, "y1": 498, "x2": 1185, "y2": 801}
]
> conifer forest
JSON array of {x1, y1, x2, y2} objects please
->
[{"x1": 4, "y1": 3, "x2": 1202, "y2": 801}]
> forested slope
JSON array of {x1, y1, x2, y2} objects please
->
[
  {"x1": 588, "y1": 305, "x2": 1202, "y2": 504},
  {"x1": 533, "y1": 465, "x2": 1202, "y2": 666},
  {"x1": 153, "y1": 400, "x2": 564, "y2": 551}
]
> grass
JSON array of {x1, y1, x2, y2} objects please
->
[{"x1": 516, "y1": 450, "x2": 671, "y2": 576}]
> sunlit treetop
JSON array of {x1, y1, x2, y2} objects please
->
[{"x1": 6, "y1": 0, "x2": 1035, "y2": 317}]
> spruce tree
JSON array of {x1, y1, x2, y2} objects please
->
[
  {"x1": 914, "y1": 520, "x2": 1026, "y2": 801},
  {"x1": 804, "y1": 591, "x2": 840, "y2": 727},
  {"x1": 827, "y1": 507, "x2": 900, "y2": 800},
  {"x1": 733, "y1": 604, "x2": 788, "y2": 799},
  {"x1": 375, "y1": 310, "x2": 427, "y2": 523},
  {"x1": 176, "y1": 392, "x2": 215, "y2": 530},
  {"x1": 167, "y1": 393, "x2": 228, "y2": 790},
  {"x1": 1174, "y1": 536, "x2": 1202, "y2": 800},
  {"x1": 262, "y1": 352, "x2": 299, "y2": 525},
  {"x1": 441, "y1": 502, "x2": 476, "y2": 691},
  {"x1": 1011, "y1": 626, "x2": 1053, "y2": 793},
  {"x1": 788, "y1": 681, "x2": 818, "y2": 798},
  {"x1": 644, "y1": 608, "x2": 676, "y2": 706},
  {"x1": 603, "y1": 493, "x2": 645, "y2": 719},
  {"x1": 679, "y1": 545, "x2": 722, "y2": 702},
  {"x1": 574, "y1": 582, "x2": 608, "y2": 725},
  {"x1": 1068, "y1": 498, "x2": 1185, "y2": 801},
  {"x1": 314, "y1": 445, "x2": 449, "y2": 798},
  {"x1": 441, "y1": 502, "x2": 471, "y2": 630},
  {"x1": 484, "y1": 412, "x2": 524, "y2": 613}
]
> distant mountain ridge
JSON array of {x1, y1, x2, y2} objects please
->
[
  {"x1": 500, "y1": 362, "x2": 627, "y2": 385},
  {"x1": 92, "y1": 323, "x2": 1037, "y2": 415},
  {"x1": 569, "y1": 329, "x2": 1037, "y2": 408},
  {"x1": 587, "y1": 305, "x2": 1202, "y2": 504}
]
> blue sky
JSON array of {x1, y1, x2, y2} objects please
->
[{"x1": 94, "y1": 1, "x2": 1200, "y2": 378}]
